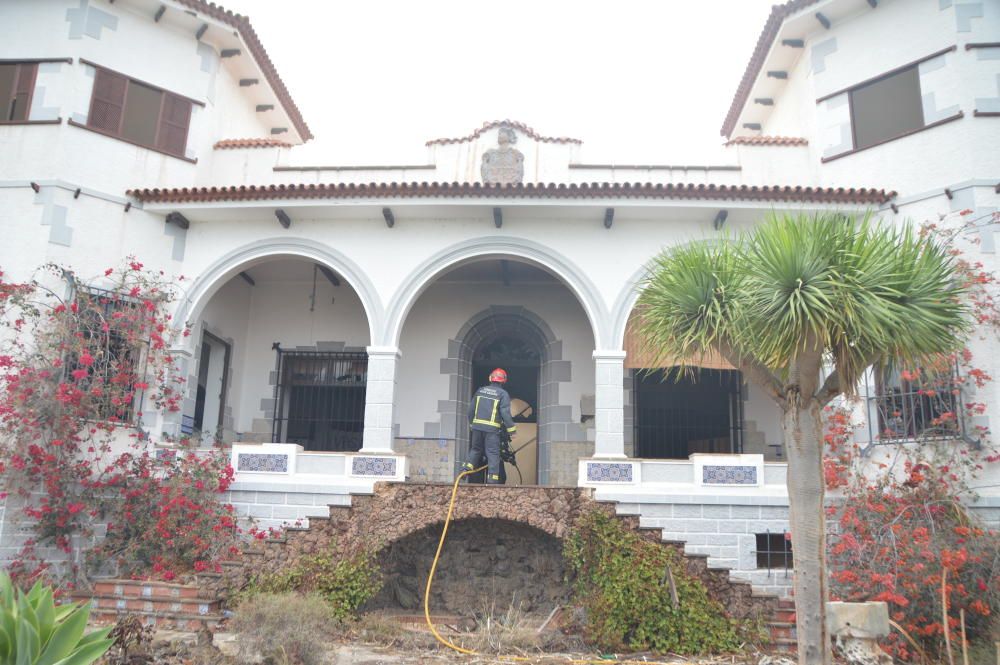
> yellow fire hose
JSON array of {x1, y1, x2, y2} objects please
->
[{"x1": 422, "y1": 466, "x2": 719, "y2": 664}]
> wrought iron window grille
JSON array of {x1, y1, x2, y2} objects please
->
[
  {"x1": 753, "y1": 531, "x2": 793, "y2": 578},
  {"x1": 863, "y1": 363, "x2": 970, "y2": 451},
  {"x1": 271, "y1": 345, "x2": 368, "y2": 452}
]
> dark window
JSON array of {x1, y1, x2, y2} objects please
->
[
  {"x1": 72, "y1": 287, "x2": 145, "y2": 422},
  {"x1": 634, "y1": 368, "x2": 743, "y2": 459},
  {"x1": 86, "y1": 66, "x2": 192, "y2": 157},
  {"x1": 872, "y1": 362, "x2": 962, "y2": 442},
  {"x1": 755, "y1": 532, "x2": 792, "y2": 569},
  {"x1": 272, "y1": 349, "x2": 367, "y2": 452},
  {"x1": 0, "y1": 62, "x2": 38, "y2": 122},
  {"x1": 849, "y1": 65, "x2": 925, "y2": 150}
]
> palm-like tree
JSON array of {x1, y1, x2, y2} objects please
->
[{"x1": 635, "y1": 212, "x2": 968, "y2": 664}]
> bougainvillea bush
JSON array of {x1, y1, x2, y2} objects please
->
[
  {"x1": 825, "y1": 210, "x2": 1000, "y2": 661},
  {"x1": 0, "y1": 261, "x2": 242, "y2": 587}
]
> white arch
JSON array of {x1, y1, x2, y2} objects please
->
[
  {"x1": 172, "y1": 238, "x2": 384, "y2": 349},
  {"x1": 609, "y1": 263, "x2": 650, "y2": 350},
  {"x1": 382, "y1": 236, "x2": 611, "y2": 349}
]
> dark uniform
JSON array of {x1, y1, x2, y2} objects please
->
[{"x1": 463, "y1": 382, "x2": 517, "y2": 483}]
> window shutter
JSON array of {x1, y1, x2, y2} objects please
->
[
  {"x1": 156, "y1": 92, "x2": 191, "y2": 156},
  {"x1": 88, "y1": 68, "x2": 127, "y2": 133},
  {"x1": 10, "y1": 63, "x2": 37, "y2": 121}
]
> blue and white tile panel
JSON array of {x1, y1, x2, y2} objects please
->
[
  {"x1": 692, "y1": 453, "x2": 764, "y2": 487},
  {"x1": 348, "y1": 454, "x2": 406, "y2": 481},
  {"x1": 578, "y1": 460, "x2": 640, "y2": 486},
  {"x1": 231, "y1": 443, "x2": 303, "y2": 476}
]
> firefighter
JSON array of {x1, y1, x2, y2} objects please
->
[{"x1": 461, "y1": 368, "x2": 517, "y2": 484}]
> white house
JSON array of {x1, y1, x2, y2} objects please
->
[{"x1": 1, "y1": 0, "x2": 997, "y2": 596}]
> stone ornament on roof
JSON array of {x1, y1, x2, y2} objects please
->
[{"x1": 481, "y1": 126, "x2": 524, "y2": 185}]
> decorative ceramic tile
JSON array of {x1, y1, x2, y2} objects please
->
[
  {"x1": 113, "y1": 584, "x2": 123, "y2": 595},
  {"x1": 181, "y1": 414, "x2": 195, "y2": 435},
  {"x1": 141, "y1": 586, "x2": 152, "y2": 598},
  {"x1": 198, "y1": 604, "x2": 209, "y2": 616},
  {"x1": 586, "y1": 462, "x2": 634, "y2": 483},
  {"x1": 702, "y1": 465, "x2": 758, "y2": 485},
  {"x1": 237, "y1": 452, "x2": 289, "y2": 473},
  {"x1": 155, "y1": 448, "x2": 177, "y2": 462},
  {"x1": 143, "y1": 601, "x2": 153, "y2": 612},
  {"x1": 116, "y1": 599, "x2": 127, "y2": 610},
  {"x1": 351, "y1": 456, "x2": 397, "y2": 477},
  {"x1": 171, "y1": 602, "x2": 182, "y2": 612}
]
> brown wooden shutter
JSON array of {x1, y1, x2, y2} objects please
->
[
  {"x1": 156, "y1": 92, "x2": 191, "y2": 156},
  {"x1": 10, "y1": 63, "x2": 37, "y2": 121},
  {"x1": 88, "y1": 68, "x2": 127, "y2": 133},
  {"x1": 624, "y1": 312, "x2": 735, "y2": 370}
]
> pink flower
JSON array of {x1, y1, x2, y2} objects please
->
[{"x1": 78, "y1": 353, "x2": 94, "y2": 367}]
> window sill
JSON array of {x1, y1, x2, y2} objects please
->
[
  {"x1": 0, "y1": 118, "x2": 62, "y2": 126},
  {"x1": 820, "y1": 111, "x2": 964, "y2": 163},
  {"x1": 68, "y1": 119, "x2": 197, "y2": 164},
  {"x1": 973, "y1": 110, "x2": 1000, "y2": 117}
]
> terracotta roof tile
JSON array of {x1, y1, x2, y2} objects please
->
[
  {"x1": 426, "y1": 120, "x2": 582, "y2": 146},
  {"x1": 725, "y1": 136, "x2": 808, "y2": 146},
  {"x1": 721, "y1": 0, "x2": 821, "y2": 138},
  {"x1": 172, "y1": 0, "x2": 312, "y2": 141},
  {"x1": 214, "y1": 138, "x2": 293, "y2": 149},
  {"x1": 128, "y1": 181, "x2": 893, "y2": 205}
]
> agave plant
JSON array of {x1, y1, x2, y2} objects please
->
[{"x1": 0, "y1": 573, "x2": 113, "y2": 665}]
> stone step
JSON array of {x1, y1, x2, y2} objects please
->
[
  {"x1": 88, "y1": 607, "x2": 225, "y2": 632},
  {"x1": 766, "y1": 621, "x2": 797, "y2": 640},
  {"x1": 76, "y1": 594, "x2": 221, "y2": 616},
  {"x1": 92, "y1": 580, "x2": 204, "y2": 600}
]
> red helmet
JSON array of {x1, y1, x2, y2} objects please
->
[{"x1": 489, "y1": 368, "x2": 508, "y2": 383}]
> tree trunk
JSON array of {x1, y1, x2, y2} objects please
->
[{"x1": 783, "y1": 398, "x2": 832, "y2": 665}]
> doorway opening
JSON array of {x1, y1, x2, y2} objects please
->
[
  {"x1": 472, "y1": 336, "x2": 540, "y2": 484},
  {"x1": 194, "y1": 331, "x2": 230, "y2": 444}
]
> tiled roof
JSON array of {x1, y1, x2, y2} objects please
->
[
  {"x1": 426, "y1": 120, "x2": 582, "y2": 146},
  {"x1": 214, "y1": 138, "x2": 293, "y2": 149},
  {"x1": 129, "y1": 181, "x2": 893, "y2": 205},
  {"x1": 725, "y1": 136, "x2": 808, "y2": 146},
  {"x1": 721, "y1": 0, "x2": 821, "y2": 138},
  {"x1": 173, "y1": 0, "x2": 312, "y2": 141}
]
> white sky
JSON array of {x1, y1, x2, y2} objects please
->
[{"x1": 224, "y1": 0, "x2": 778, "y2": 166}]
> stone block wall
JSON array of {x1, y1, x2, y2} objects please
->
[
  {"x1": 395, "y1": 437, "x2": 455, "y2": 483},
  {"x1": 549, "y1": 441, "x2": 594, "y2": 486},
  {"x1": 620, "y1": 499, "x2": 794, "y2": 598},
  {"x1": 224, "y1": 483, "x2": 353, "y2": 533}
]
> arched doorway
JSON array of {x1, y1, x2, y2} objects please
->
[
  {"x1": 184, "y1": 256, "x2": 372, "y2": 452},
  {"x1": 461, "y1": 317, "x2": 551, "y2": 485},
  {"x1": 395, "y1": 257, "x2": 595, "y2": 486}
]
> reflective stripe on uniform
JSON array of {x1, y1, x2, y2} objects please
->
[{"x1": 471, "y1": 395, "x2": 503, "y2": 427}]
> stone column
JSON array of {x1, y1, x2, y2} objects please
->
[
  {"x1": 361, "y1": 346, "x2": 401, "y2": 453},
  {"x1": 593, "y1": 350, "x2": 627, "y2": 458}
]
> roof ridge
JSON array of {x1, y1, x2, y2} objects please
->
[
  {"x1": 171, "y1": 0, "x2": 312, "y2": 141},
  {"x1": 214, "y1": 138, "x2": 293, "y2": 149},
  {"x1": 721, "y1": 0, "x2": 821, "y2": 138},
  {"x1": 426, "y1": 120, "x2": 583, "y2": 146},
  {"x1": 128, "y1": 181, "x2": 894, "y2": 205},
  {"x1": 725, "y1": 136, "x2": 808, "y2": 146}
]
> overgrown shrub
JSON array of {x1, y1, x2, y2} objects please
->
[
  {"x1": 230, "y1": 592, "x2": 335, "y2": 665},
  {"x1": 243, "y1": 550, "x2": 383, "y2": 621},
  {"x1": 0, "y1": 262, "x2": 243, "y2": 584},
  {"x1": 563, "y1": 510, "x2": 741, "y2": 655},
  {"x1": 828, "y1": 442, "x2": 1000, "y2": 662}
]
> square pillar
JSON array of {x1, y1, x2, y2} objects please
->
[
  {"x1": 593, "y1": 350, "x2": 627, "y2": 459},
  {"x1": 361, "y1": 346, "x2": 401, "y2": 453}
]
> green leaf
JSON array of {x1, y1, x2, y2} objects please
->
[
  {"x1": 49, "y1": 639, "x2": 113, "y2": 665},
  {"x1": 72, "y1": 627, "x2": 110, "y2": 648},
  {"x1": 36, "y1": 605, "x2": 89, "y2": 665},
  {"x1": 32, "y1": 589, "x2": 55, "y2": 649},
  {"x1": 0, "y1": 624, "x2": 11, "y2": 663},
  {"x1": 15, "y1": 618, "x2": 38, "y2": 665}
]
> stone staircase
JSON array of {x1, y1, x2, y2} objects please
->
[
  {"x1": 767, "y1": 597, "x2": 798, "y2": 653},
  {"x1": 206, "y1": 482, "x2": 781, "y2": 626},
  {"x1": 75, "y1": 579, "x2": 225, "y2": 631}
]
